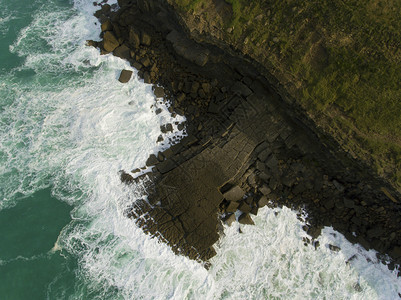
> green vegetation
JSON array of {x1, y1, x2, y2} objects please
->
[{"x1": 171, "y1": 0, "x2": 401, "y2": 189}]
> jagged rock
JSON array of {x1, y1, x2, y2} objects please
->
[
  {"x1": 226, "y1": 201, "x2": 239, "y2": 213},
  {"x1": 223, "y1": 186, "x2": 245, "y2": 201},
  {"x1": 223, "y1": 213, "x2": 236, "y2": 226},
  {"x1": 141, "y1": 32, "x2": 152, "y2": 46},
  {"x1": 247, "y1": 173, "x2": 257, "y2": 186},
  {"x1": 132, "y1": 61, "x2": 142, "y2": 70},
  {"x1": 118, "y1": 69, "x2": 133, "y2": 83},
  {"x1": 120, "y1": 171, "x2": 134, "y2": 184},
  {"x1": 114, "y1": 44, "x2": 131, "y2": 59},
  {"x1": 103, "y1": 31, "x2": 120, "y2": 52},
  {"x1": 238, "y1": 213, "x2": 255, "y2": 225},
  {"x1": 156, "y1": 135, "x2": 163, "y2": 143},
  {"x1": 307, "y1": 226, "x2": 322, "y2": 239},
  {"x1": 86, "y1": 40, "x2": 99, "y2": 48},
  {"x1": 101, "y1": 19, "x2": 113, "y2": 32},
  {"x1": 146, "y1": 154, "x2": 159, "y2": 167},
  {"x1": 256, "y1": 160, "x2": 266, "y2": 172},
  {"x1": 266, "y1": 155, "x2": 278, "y2": 170},
  {"x1": 129, "y1": 27, "x2": 140, "y2": 48},
  {"x1": 143, "y1": 71, "x2": 151, "y2": 83},
  {"x1": 100, "y1": 4, "x2": 111, "y2": 14},
  {"x1": 94, "y1": 4, "x2": 401, "y2": 267},
  {"x1": 160, "y1": 123, "x2": 173, "y2": 133},
  {"x1": 258, "y1": 196, "x2": 269, "y2": 208},
  {"x1": 140, "y1": 57, "x2": 151, "y2": 67},
  {"x1": 162, "y1": 148, "x2": 173, "y2": 159},
  {"x1": 177, "y1": 123, "x2": 185, "y2": 131},
  {"x1": 238, "y1": 202, "x2": 252, "y2": 213},
  {"x1": 157, "y1": 152, "x2": 164, "y2": 162},
  {"x1": 259, "y1": 184, "x2": 271, "y2": 195},
  {"x1": 176, "y1": 93, "x2": 186, "y2": 103},
  {"x1": 250, "y1": 206, "x2": 258, "y2": 215},
  {"x1": 154, "y1": 86, "x2": 165, "y2": 98},
  {"x1": 328, "y1": 244, "x2": 341, "y2": 252}
]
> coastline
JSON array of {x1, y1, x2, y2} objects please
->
[{"x1": 90, "y1": 0, "x2": 401, "y2": 270}]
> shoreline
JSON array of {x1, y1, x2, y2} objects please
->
[{"x1": 90, "y1": 1, "x2": 401, "y2": 270}]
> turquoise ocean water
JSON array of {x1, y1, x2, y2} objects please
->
[{"x1": 1, "y1": 0, "x2": 400, "y2": 299}]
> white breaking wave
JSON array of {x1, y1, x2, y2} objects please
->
[{"x1": 0, "y1": 0, "x2": 400, "y2": 299}]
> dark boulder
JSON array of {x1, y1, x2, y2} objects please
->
[
  {"x1": 120, "y1": 171, "x2": 134, "y2": 184},
  {"x1": 328, "y1": 244, "x2": 341, "y2": 252},
  {"x1": 143, "y1": 72, "x2": 151, "y2": 84},
  {"x1": 129, "y1": 27, "x2": 140, "y2": 48},
  {"x1": 118, "y1": 69, "x2": 133, "y2": 83},
  {"x1": 258, "y1": 196, "x2": 269, "y2": 208},
  {"x1": 114, "y1": 44, "x2": 131, "y2": 60},
  {"x1": 222, "y1": 213, "x2": 236, "y2": 226},
  {"x1": 140, "y1": 57, "x2": 151, "y2": 67},
  {"x1": 238, "y1": 213, "x2": 255, "y2": 225},
  {"x1": 238, "y1": 202, "x2": 252, "y2": 213},
  {"x1": 101, "y1": 19, "x2": 113, "y2": 32},
  {"x1": 103, "y1": 31, "x2": 120, "y2": 52},
  {"x1": 141, "y1": 31, "x2": 152, "y2": 46},
  {"x1": 100, "y1": 4, "x2": 111, "y2": 14},
  {"x1": 223, "y1": 186, "x2": 245, "y2": 202},
  {"x1": 226, "y1": 201, "x2": 240, "y2": 213},
  {"x1": 146, "y1": 154, "x2": 159, "y2": 167},
  {"x1": 259, "y1": 184, "x2": 271, "y2": 196},
  {"x1": 86, "y1": 40, "x2": 99, "y2": 48},
  {"x1": 153, "y1": 86, "x2": 165, "y2": 98}
]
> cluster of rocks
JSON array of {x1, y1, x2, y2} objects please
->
[{"x1": 91, "y1": 0, "x2": 401, "y2": 270}]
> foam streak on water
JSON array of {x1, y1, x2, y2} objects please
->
[{"x1": 0, "y1": 0, "x2": 400, "y2": 299}]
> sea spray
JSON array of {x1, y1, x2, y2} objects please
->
[{"x1": 0, "y1": 0, "x2": 400, "y2": 299}]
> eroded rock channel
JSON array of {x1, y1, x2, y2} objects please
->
[{"x1": 90, "y1": 1, "x2": 401, "y2": 269}]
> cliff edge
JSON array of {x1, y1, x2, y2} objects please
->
[{"x1": 164, "y1": 0, "x2": 401, "y2": 192}]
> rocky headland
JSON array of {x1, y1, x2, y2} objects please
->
[{"x1": 89, "y1": 0, "x2": 401, "y2": 270}]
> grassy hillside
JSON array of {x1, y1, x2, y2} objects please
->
[{"x1": 171, "y1": 0, "x2": 401, "y2": 189}]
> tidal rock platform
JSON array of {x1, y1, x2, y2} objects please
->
[{"x1": 91, "y1": 0, "x2": 401, "y2": 269}]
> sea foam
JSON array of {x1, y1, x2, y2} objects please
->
[{"x1": 0, "y1": 0, "x2": 400, "y2": 299}]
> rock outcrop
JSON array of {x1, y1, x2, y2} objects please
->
[{"x1": 91, "y1": 1, "x2": 401, "y2": 270}]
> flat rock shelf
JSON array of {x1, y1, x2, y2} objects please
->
[{"x1": 90, "y1": 0, "x2": 401, "y2": 270}]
